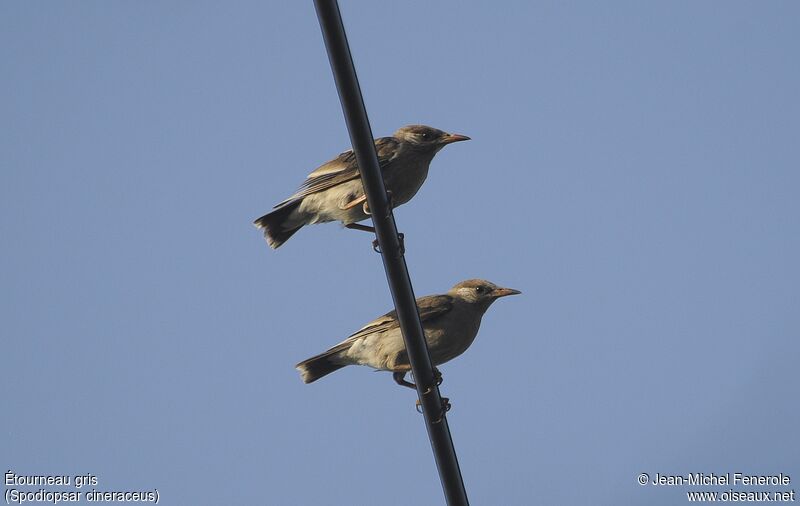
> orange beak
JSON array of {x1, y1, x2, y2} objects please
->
[
  {"x1": 441, "y1": 133, "x2": 471, "y2": 144},
  {"x1": 492, "y1": 287, "x2": 522, "y2": 298}
]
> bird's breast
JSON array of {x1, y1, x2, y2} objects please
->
[
  {"x1": 382, "y1": 156, "x2": 433, "y2": 206},
  {"x1": 424, "y1": 306, "x2": 483, "y2": 366}
]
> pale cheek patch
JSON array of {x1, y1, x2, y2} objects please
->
[{"x1": 456, "y1": 287, "x2": 477, "y2": 300}]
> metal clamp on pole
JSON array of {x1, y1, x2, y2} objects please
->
[{"x1": 312, "y1": 1, "x2": 470, "y2": 505}]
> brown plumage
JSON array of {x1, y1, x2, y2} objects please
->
[
  {"x1": 254, "y1": 125, "x2": 469, "y2": 249},
  {"x1": 296, "y1": 279, "x2": 520, "y2": 388}
]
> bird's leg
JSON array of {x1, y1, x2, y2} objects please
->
[
  {"x1": 382, "y1": 190, "x2": 405, "y2": 254},
  {"x1": 343, "y1": 191, "x2": 404, "y2": 254},
  {"x1": 339, "y1": 194, "x2": 367, "y2": 211},
  {"x1": 393, "y1": 371, "x2": 417, "y2": 390},
  {"x1": 343, "y1": 221, "x2": 400, "y2": 254},
  {"x1": 345, "y1": 223, "x2": 401, "y2": 254},
  {"x1": 370, "y1": 192, "x2": 404, "y2": 255},
  {"x1": 345, "y1": 223, "x2": 376, "y2": 233}
]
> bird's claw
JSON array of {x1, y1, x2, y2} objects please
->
[
  {"x1": 433, "y1": 368, "x2": 443, "y2": 386},
  {"x1": 437, "y1": 397, "x2": 451, "y2": 415},
  {"x1": 415, "y1": 397, "x2": 451, "y2": 421},
  {"x1": 372, "y1": 233, "x2": 404, "y2": 255},
  {"x1": 362, "y1": 189, "x2": 395, "y2": 216}
]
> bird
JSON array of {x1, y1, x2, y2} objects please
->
[
  {"x1": 254, "y1": 125, "x2": 470, "y2": 249},
  {"x1": 295, "y1": 279, "x2": 520, "y2": 389}
]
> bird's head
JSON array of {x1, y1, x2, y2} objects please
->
[
  {"x1": 393, "y1": 125, "x2": 470, "y2": 152},
  {"x1": 449, "y1": 279, "x2": 521, "y2": 308}
]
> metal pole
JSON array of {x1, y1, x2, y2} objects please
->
[{"x1": 312, "y1": 1, "x2": 469, "y2": 505}]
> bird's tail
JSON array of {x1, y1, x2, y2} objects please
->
[
  {"x1": 253, "y1": 201, "x2": 302, "y2": 249},
  {"x1": 296, "y1": 348, "x2": 347, "y2": 384}
]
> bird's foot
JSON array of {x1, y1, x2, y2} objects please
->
[
  {"x1": 433, "y1": 367, "x2": 443, "y2": 386},
  {"x1": 415, "y1": 397, "x2": 451, "y2": 421},
  {"x1": 393, "y1": 371, "x2": 417, "y2": 390},
  {"x1": 372, "y1": 233, "x2": 404, "y2": 255},
  {"x1": 439, "y1": 397, "x2": 452, "y2": 418}
]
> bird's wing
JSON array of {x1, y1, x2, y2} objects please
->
[
  {"x1": 273, "y1": 136, "x2": 400, "y2": 209},
  {"x1": 324, "y1": 295, "x2": 454, "y2": 355}
]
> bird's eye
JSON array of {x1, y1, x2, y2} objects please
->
[
  {"x1": 420, "y1": 132, "x2": 429, "y2": 140},
  {"x1": 475, "y1": 286, "x2": 485, "y2": 294}
]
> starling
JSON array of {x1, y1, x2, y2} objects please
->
[
  {"x1": 296, "y1": 279, "x2": 520, "y2": 389},
  {"x1": 254, "y1": 125, "x2": 469, "y2": 249}
]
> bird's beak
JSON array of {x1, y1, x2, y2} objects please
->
[
  {"x1": 492, "y1": 287, "x2": 522, "y2": 298},
  {"x1": 441, "y1": 133, "x2": 471, "y2": 144}
]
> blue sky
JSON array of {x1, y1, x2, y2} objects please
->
[{"x1": 2, "y1": 2, "x2": 798, "y2": 504}]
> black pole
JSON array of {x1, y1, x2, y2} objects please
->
[{"x1": 312, "y1": 1, "x2": 469, "y2": 505}]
